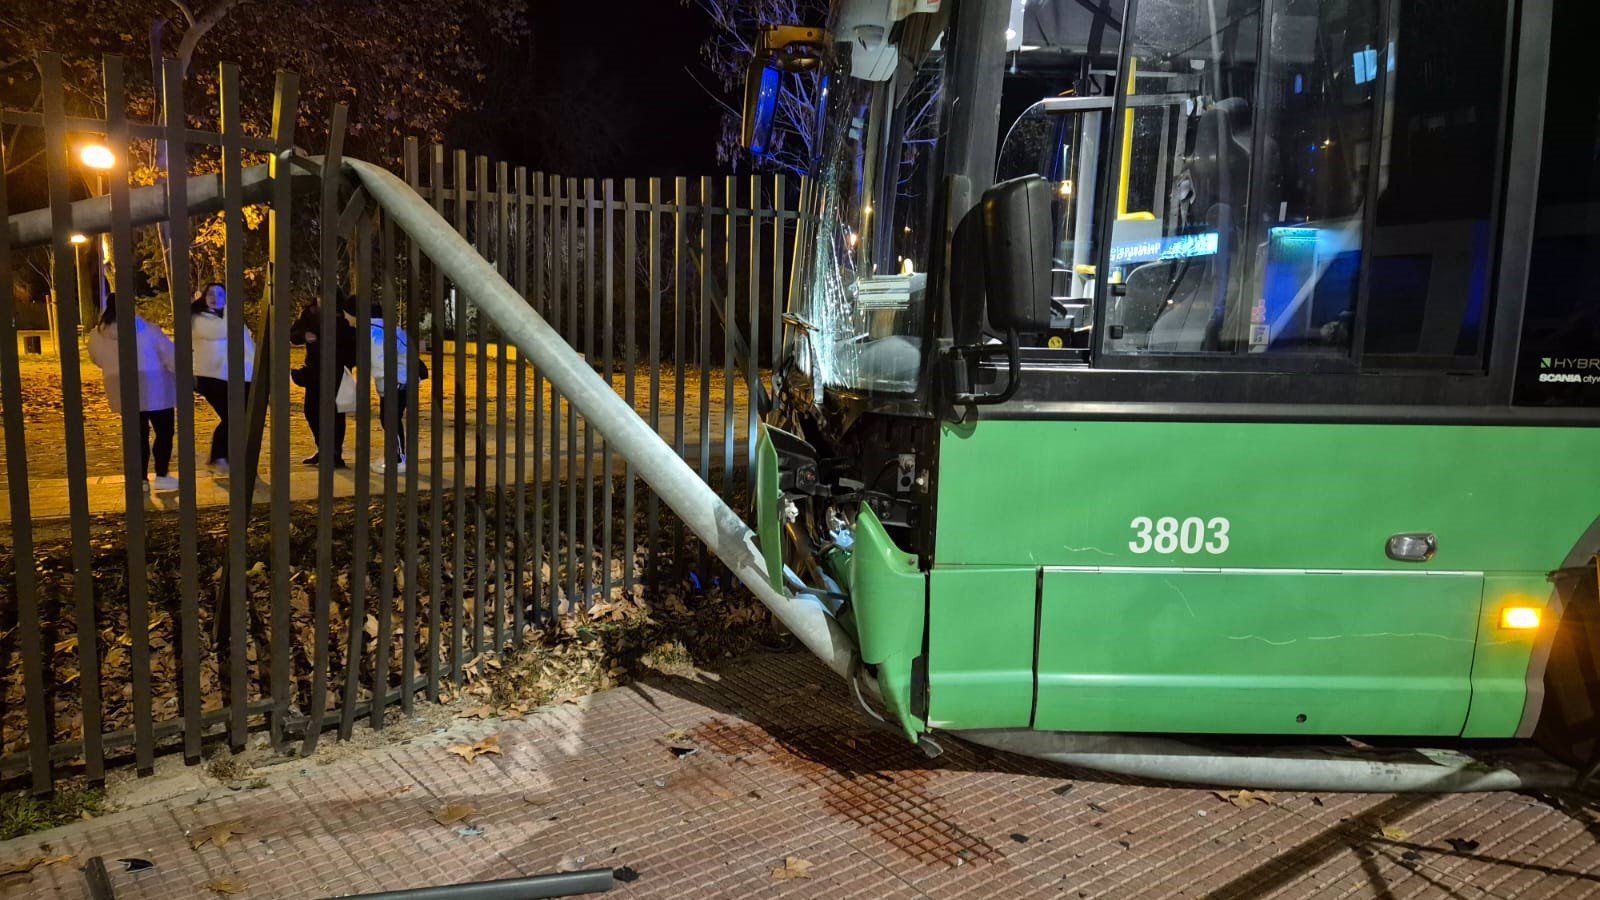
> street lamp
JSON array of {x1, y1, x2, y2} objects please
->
[
  {"x1": 78, "y1": 144, "x2": 115, "y2": 171},
  {"x1": 76, "y1": 142, "x2": 114, "y2": 321},
  {"x1": 68, "y1": 234, "x2": 95, "y2": 326}
]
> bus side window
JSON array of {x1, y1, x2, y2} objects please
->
[{"x1": 1360, "y1": 0, "x2": 1509, "y2": 368}]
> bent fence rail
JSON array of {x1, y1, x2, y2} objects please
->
[{"x1": 0, "y1": 53, "x2": 799, "y2": 793}]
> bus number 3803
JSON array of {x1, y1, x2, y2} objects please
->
[{"x1": 1128, "y1": 516, "x2": 1230, "y2": 555}]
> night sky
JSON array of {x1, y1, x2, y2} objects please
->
[{"x1": 450, "y1": 1, "x2": 729, "y2": 177}]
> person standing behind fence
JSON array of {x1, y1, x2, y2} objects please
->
[
  {"x1": 86, "y1": 296, "x2": 180, "y2": 492},
  {"x1": 290, "y1": 295, "x2": 359, "y2": 468},
  {"x1": 190, "y1": 282, "x2": 255, "y2": 476},
  {"x1": 368, "y1": 302, "x2": 428, "y2": 474}
]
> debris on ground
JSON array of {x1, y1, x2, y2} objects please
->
[
  {"x1": 613, "y1": 866, "x2": 639, "y2": 883},
  {"x1": 1378, "y1": 824, "x2": 1412, "y2": 842},
  {"x1": 188, "y1": 820, "x2": 248, "y2": 850},
  {"x1": 432, "y1": 803, "x2": 475, "y2": 826},
  {"x1": 0, "y1": 854, "x2": 74, "y2": 877},
  {"x1": 770, "y1": 856, "x2": 813, "y2": 881},
  {"x1": 118, "y1": 858, "x2": 154, "y2": 872},
  {"x1": 1444, "y1": 837, "x2": 1480, "y2": 853},
  {"x1": 1213, "y1": 789, "x2": 1275, "y2": 808},
  {"x1": 204, "y1": 876, "x2": 248, "y2": 894},
  {"x1": 447, "y1": 736, "x2": 502, "y2": 763}
]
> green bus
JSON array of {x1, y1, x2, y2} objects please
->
[{"x1": 746, "y1": 0, "x2": 1600, "y2": 782}]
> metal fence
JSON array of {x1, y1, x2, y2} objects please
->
[{"x1": 0, "y1": 53, "x2": 798, "y2": 794}]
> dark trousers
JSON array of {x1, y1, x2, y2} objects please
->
[
  {"x1": 195, "y1": 375, "x2": 248, "y2": 463},
  {"x1": 140, "y1": 408, "x2": 175, "y2": 478},
  {"x1": 380, "y1": 385, "x2": 409, "y2": 461},
  {"x1": 303, "y1": 385, "x2": 347, "y2": 459}
]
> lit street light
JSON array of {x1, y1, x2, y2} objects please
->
[
  {"x1": 79, "y1": 144, "x2": 116, "y2": 171},
  {"x1": 70, "y1": 233, "x2": 90, "y2": 246},
  {"x1": 76, "y1": 142, "x2": 114, "y2": 321}
]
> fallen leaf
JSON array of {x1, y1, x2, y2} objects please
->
[
  {"x1": 118, "y1": 858, "x2": 155, "y2": 872},
  {"x1": 1379, "y1": 824, "x2": 1411, "y2": 842},
  {"x1": 432, "y1": 803, "x2": 475, "y2": 826},
  {"x1": 0, "y1": 854, "x2": 73, "y2": 877},
  {"x1": 205, "y1": 876, "x2": 248, "y2": 894},
  {"x1": 1444, "y1": 838, "x2": 1480, "y2": 853},
  {"x1": 189, "y1": 820, "x2": 248, "y2": 850},
  {"x1": 663, "y1": 729, "x2": 688, "y2": 742},
  {"x1": 613, "y1": 866, "x2": 640, "y2": 883},
  {"x1": 446, "y1": 736, "x2": 502, "y2": 763},
  {"x1": 771, "y1": 856, "x2": 813, "y2": 881},
  {"x1": 1400, "y1": 850, "x2": 1422, "y2": 862},
  {"x1": 1213, "y1": 789, "x2": 1275, "y2": 808},
  {"x1": 1010, "y1": 833, "x2": 1029, "y2": 844},
  {"x1": 457, "y1": 705, "x2": 497, "y2": 720},
  {"x1": 668, "y1": 746, "x2": 698, "y2": 760},
  {"x1": 1052, "y1": 784, "x2": 1075, "y2": 797}
]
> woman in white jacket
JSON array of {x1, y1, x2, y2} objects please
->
[
  {"x1": 191, "y1": 282, "x2": 255, "y2": 474},
  {"x1": 86, "y1": 297, "x2": 180, "y2": 492}
]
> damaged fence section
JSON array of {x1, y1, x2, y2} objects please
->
[{"x1": 0, "y1": 52, "x2": 803, "y2": 794}]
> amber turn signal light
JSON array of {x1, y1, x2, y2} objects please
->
[{"x1": 1499, "y1": 606, "x2": 1541, "y2": 631}]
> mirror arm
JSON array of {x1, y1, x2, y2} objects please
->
[{"x1": 949, "y1": 327, "x2": 1021, "y2": 406}]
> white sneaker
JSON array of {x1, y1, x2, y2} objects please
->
[
  {"x1": 374, "y1": 458, "x2": 407, "y2": 475},
  {"x1": 151, "y1": 475, "x2": 181, "y2": 492}
]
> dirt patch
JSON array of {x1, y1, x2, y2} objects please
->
[{"x1": 689, "y1": 718, "x2": 1001, "y2": 869}]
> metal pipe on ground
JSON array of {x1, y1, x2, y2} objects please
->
[
  {"x1": 327, "y1": 868, "x2": 615, "y2": 900},
  {"x1": 956, "y1": 730, "x2": 1577, "y2": 793}
]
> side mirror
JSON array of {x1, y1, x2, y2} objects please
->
[
  {"x1": 980, "y1": 175, "x2": 1052, "y2": 333},
  {"x1": 738, "y1": 26, "x2": 830, "y2": 158},
  {"x1": 742, "y1": 64, "x2": 782, "y2": 157}
]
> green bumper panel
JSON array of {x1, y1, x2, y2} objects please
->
[
  {"x1": 754, "y1": 425, "x2": 784, "y2": 593},
  {"x1": 848, "y1": 505, "x2": 928, "y2": 742}
]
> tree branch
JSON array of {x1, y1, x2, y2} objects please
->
[
  {"x1": 175, "y1": 0, "x2": 248, "y2": 72},
  {"x1": 167, "y1": 0, "x2": 198, "y2": 27}
]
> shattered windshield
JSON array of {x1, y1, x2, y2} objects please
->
[{"x1": 794, "y1": 5, "x2": 949, "y2": 397}]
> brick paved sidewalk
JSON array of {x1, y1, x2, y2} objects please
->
[{"x1": 4, "y1": 651, "x2": 1599, "y2": 899}]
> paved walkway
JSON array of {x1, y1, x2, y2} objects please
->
[{"x1": 4, "y1": 651, "x2": 1600, "y2": 899}]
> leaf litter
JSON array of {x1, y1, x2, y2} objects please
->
[
  {"x1": 771, "y1": 856, "x2": 813, "y2": 881},
  {"x1": 188, "y1": 820, "x2": 248, "y2": 850}
]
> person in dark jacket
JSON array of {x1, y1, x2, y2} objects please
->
[{"x1": 289, "y1": 293, "x2": 359, "y2": 467}]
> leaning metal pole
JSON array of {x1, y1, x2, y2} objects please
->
[{"x1": 341, "y1": 158, "x2": 863, "y2": 683}]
